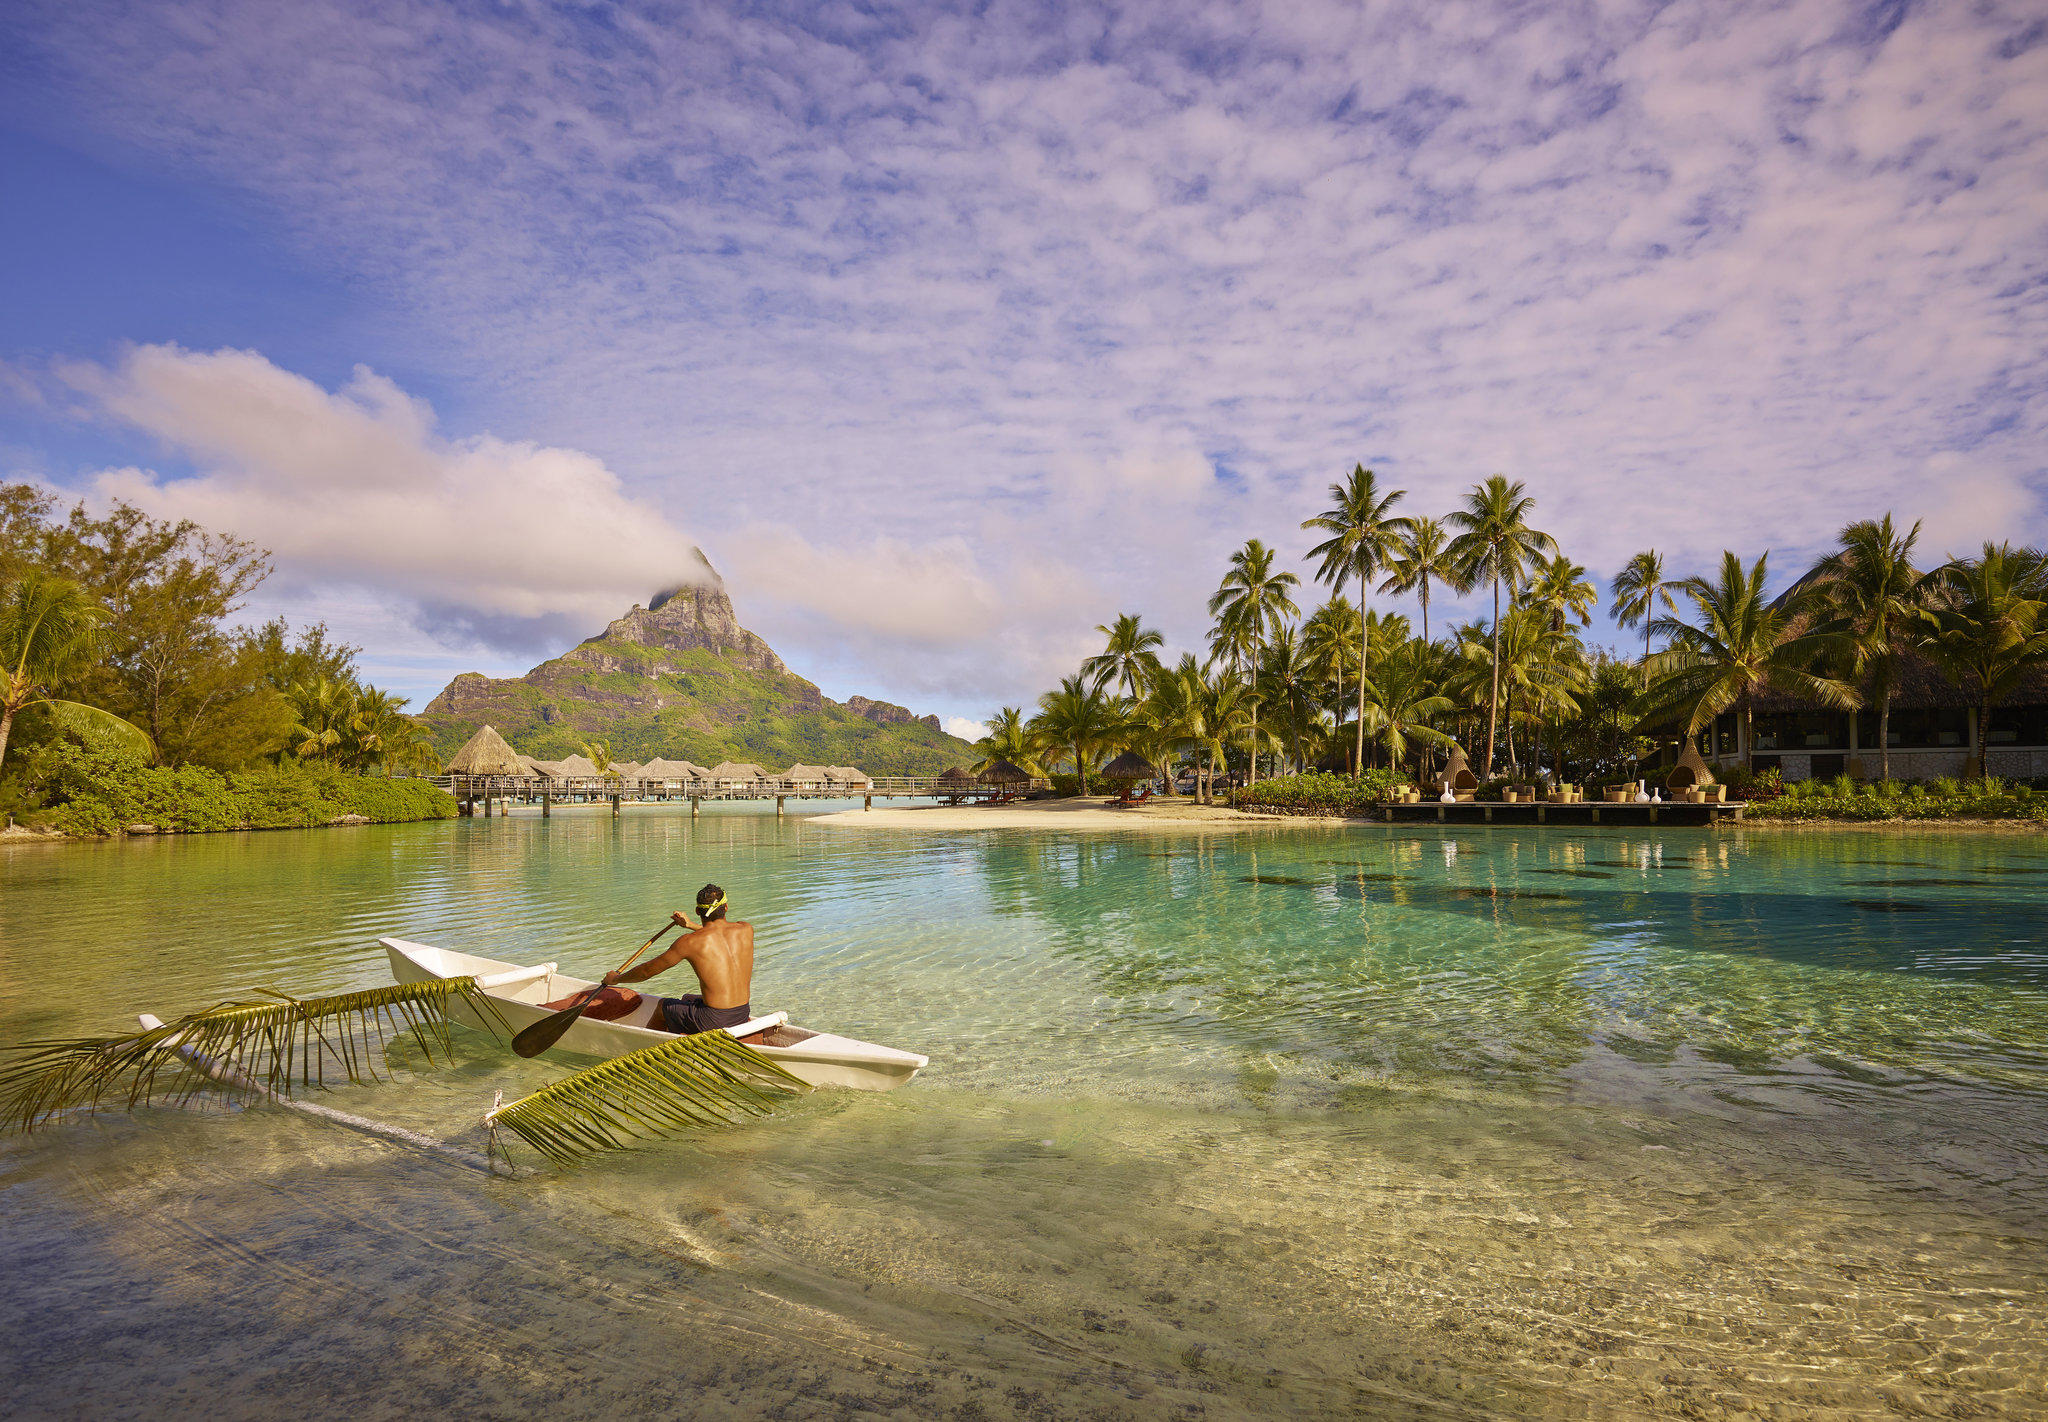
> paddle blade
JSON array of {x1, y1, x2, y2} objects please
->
[{"x1": 511, "y1": 996, "x2": 592, "y2": 1058}]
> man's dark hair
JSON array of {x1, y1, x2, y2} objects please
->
[{"x1": 697, "y1": 883, "x2": 728, "y2": 920}]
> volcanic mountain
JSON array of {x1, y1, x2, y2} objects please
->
[{"x1": 418, "y1": 550, "x2": 971, "y2": 773}]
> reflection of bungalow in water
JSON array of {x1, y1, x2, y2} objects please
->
[{"x1": 1701, "y1": 654, "x2": 2048, "y2": 782}]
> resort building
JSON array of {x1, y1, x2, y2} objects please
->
[{"x1": 1701, "y1": 657, "x2": 2048, "y2": 781}]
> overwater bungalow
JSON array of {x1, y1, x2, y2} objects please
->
[
  {"x1": 444, "y1": 724, "x2": 526, "y2": 778},
  {"x1": 706, "y1": 761, "x2": 769, "y2": 788},
  {"x1": 826, "y1": 765, "x2": 873, "y2": 790},
  {"x1": 779, "y1": 763, "x2": 835, "y2": 790}
]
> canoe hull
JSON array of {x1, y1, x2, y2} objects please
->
[{"x1": 381, "y1": 938, "x2": 926, "y2": 1092}]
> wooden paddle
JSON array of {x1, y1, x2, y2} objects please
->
[{"x1": 512, "y1": 919, "x2": 679, "y2": 1058}]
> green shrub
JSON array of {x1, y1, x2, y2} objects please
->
[
  {"x1": 1235, "y1": 769, "x2": 1413, "y2": 814},
  {"x1": 1829, "y1": 773, "x2": 1856, "y2": 798},
  {"x1": 1931, "y1": 776, "x2": 1960, "y2": 797},
  {"x1": 17, "y1": 734, "x2": 457, "y2": 837}
]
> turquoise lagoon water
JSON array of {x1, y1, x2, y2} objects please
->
[{"x1": 2, "y1": 806, "x2": 2045, "y2": 1417}]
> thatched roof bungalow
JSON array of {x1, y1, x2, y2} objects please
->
[
  {"x1": 637, "y1": 758, "x2": 704, "y2": 784},
  {"x1": 1101, "y1": 751, "x2": 1155, "y2": 781},
  {"x1": 825, "y1": 765, "x2": 872, "y2": 789},
  {"x1": 977, "y1": 757, "x2": 1034, "y2": 785},
  {"x1": 780, "y1": 763, "x2": 834, "y2": 788},
  {"x1": 707, "y1": 761, "x2": 769, "y2": 785},
  {"x1": 445, "y1": 724, "x2": 526, "y2": 777}
]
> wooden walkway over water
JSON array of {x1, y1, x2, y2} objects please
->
[{"x1": 428, "y1": 772, "x2": 1034, "y2": 817}]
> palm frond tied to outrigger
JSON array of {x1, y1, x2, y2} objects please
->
[{"x1": 0, "y1": 882, "x2": 927, "y2": 1169}]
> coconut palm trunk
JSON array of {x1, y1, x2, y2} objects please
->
[
  {"x1": 1356, "y1": 570, "x2": 1369, "y2": 774},
  {"x1": 1487, "y1": 574, "x2": 1502, "y2": 775}
]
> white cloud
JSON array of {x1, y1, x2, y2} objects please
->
[
  {"x1": 943, "y1": 715, "x2": 984, "y2": 741},
  {"x1": 66, "y1": 344, "x2": 707, "y2": 652}
]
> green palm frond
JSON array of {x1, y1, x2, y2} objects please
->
[
  {"x1": 487, "y1": 1031, "x2": 807, "y2": 1167},
  {"x1": 0, "y1": 977, "x2": 500, "y2": 1133}
]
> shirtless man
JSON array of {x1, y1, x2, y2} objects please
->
[{"x1": 602, "y1": 882, "x2": 754, "y2": 1035}]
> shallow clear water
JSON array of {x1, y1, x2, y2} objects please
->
[{"x1": 4, "y1": 807, "x2": 2046, "y2": 1417}]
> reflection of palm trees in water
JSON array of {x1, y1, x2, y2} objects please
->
[
  {"x1": 954, "y1": 832, "x2": 1611, "y2": 1095},
  {"x1": 946, "y1": 831, "x2": 2048, "y2": 1102}
]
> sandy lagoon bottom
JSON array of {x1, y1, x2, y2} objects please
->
[{"x1": 3, "y1": 807, "x2": 2045, "y2": 1417}]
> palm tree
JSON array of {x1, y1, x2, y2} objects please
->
[
  {"x1": 346, "y1": 686, "x2": 412, "y2": 773},
  {"x1": 1302, "y1": 466, "x2": 1409, "y2": 774},
  {"x1": 0, "y1": 570, "x2": 149, "y2": 773},
  {"x1": 1301, "y1": 596, "x2": 1362, "y2": 750},
  {"x1": 1610, "y1": 550, "x2": 1681, "y2": 679},
  {"x1": 1924, "y1": 542, "x2": 2048, "y2": 780},
  {"x1": 1446, "y1": 476, "x2": 1556, "y2": 775},
  {"x1": 581, "y1": 737, "x2": 617, "y2": 776},
  {"x1": 1081, "y1": 614, "x2": 1165, "y2": 698},
  {"x1": 1529, "y1": 554, "x2": 1598, "y2": 634},
  {"x1": 970, "y1": 707, "x2": 1046, "y2": 777},
  {"x1": 1379, "y1": 515, "x2": 1466, "y2": 646},
  {"x1": 1188, "y1": 669, "x2": 1254, "y2": 805},
  {"x1": 1807, "y1": 515, "x2": 1930, "y2": 782},
  {"x1": 1642, "y1": 551, "x2": 1857, "y2": 770},
  {"x1": 1136, "y1": 663, "x2": 1202, "y2": 793},
  {"x1": 1207, "y1": 539, "x2": 1299, "y2": 786},
  {"x1": 286, "y1": 676, "x2": 356, "y2": 764},
  {"x1": 1358, "y1": 646, "x2": 1459, "y2": 781},
  {"x1": 1030, "y1": 676, "x2": 1116, "y2": 794},
  {"x1": 1256, "y1": 626, "x2": 1319, "y2": 773}
]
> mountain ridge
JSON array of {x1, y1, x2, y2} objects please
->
[{"x1": 418, "y1": 551, "x2": 967, "y2": 772}]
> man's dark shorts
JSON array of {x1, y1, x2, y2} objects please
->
[{"x1": 657, "y1": 994, "x2": 752, "y2": 1035}]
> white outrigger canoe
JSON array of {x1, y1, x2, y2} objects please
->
[{"x1": 381, "y1": 938, "x2": 927, "y2": 1092}]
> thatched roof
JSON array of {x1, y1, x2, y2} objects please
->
[
  {"x1": 978, "y1": 757, "x2": 1034, "y2": 784},
  {"x1": 445, "y1": 724, "x2": 526, "y2": 776},
  {"x1": 781, "y1": 763, "x2": 834, "y2": 781},
  {"x1": 552, "y1": 753, "x2": 599, "y2": 777},
  {"x1": 825, "y1": 765, "x2": 871, "y2": 784},
  {"x1": 1101, "y1": 750, "x2": 1155, "y2": 780},
  {"x1": 1666, "y1": 742, "x2": 1713, "y2": 790},
  {"x1": 934, "y1": 765, "x2": 974, "y2": 785},
  {"x1": 607, "y1": 760, "x2": 642, "y2": 779},
  {"x1": 637, "y1": 758, "x2": 702, "y2": 780},
  {"x1": 708, "y1": 761, "x2": 768, "y2": 780}
]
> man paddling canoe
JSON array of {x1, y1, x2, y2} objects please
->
[{"x1": 541, "y1": 884, "x2": 754, "y2": 1034}]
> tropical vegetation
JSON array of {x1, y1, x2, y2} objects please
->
[
  {"x1": 1, "y1": 482, "x2": 450, "y2": 834},
  {"x1": 978, "y1": 472, "x2": 2047, "y2": 820}
]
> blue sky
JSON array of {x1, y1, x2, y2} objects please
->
[{"x1": 3, "y1": 0, "x2": 2045, "y2": 734}]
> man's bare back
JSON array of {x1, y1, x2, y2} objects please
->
[{"x1": 584, "y1": 883, "x2": 755, "y2": 1036}]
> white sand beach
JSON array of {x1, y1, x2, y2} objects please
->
[{"x1": 809, "y1": 796, "x2": 1276, "y2": 831}]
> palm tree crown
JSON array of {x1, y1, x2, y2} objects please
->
[
  {"x1": 1642, "y1": 551, "x2": 1857, "y2": 768},
  {"x1": 1807, "y1": 515, "x2": 1928, "y2": 781},
  {"x1": 1, "y1": 570, "x2": 147, "y2": 772},
  {"x1": 1301, "y1": 466, "x2": 1408, "y2": 772},
  {"x1": 1610, "y1": 549, "x2": 1681, "y2": 674},
  {"x1": 1208, "y1": 539, "x2": 1299, "y2": 786},
  {"x1": 1446, "y1": 476, "x2": 1556, "y2": 774},
  {"x1": 1379, "y1": 515, "x2": 1466, "y2": 646},
  {"x1": 1081, "y1": 613, "x2": 1165, "y2": 698},
  {"x1": 1924, "y1": 542, "x2": 2048, "y2": 777}
]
